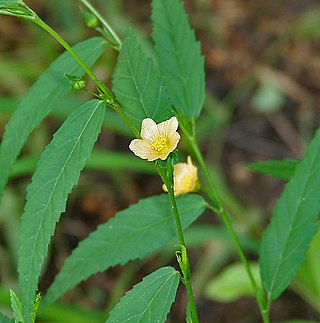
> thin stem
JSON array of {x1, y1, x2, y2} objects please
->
[
  {"x1": 80, "y1": 0, "x2": 122, "y2": 49},
  {"x1": 32, "y1": 13, "x2": 139, "y2": 139},
  {"x1": 183, "y1": 128, "x2": 270, "y2": 322},
  {"x1": 156, "y1": 164, "x2": 199, "y2": 322},
  {"x1": 33, "y1": 16, "x2": 107, "y2": 93}
]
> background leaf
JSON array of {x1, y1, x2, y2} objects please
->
[
  {"x1": 10, "y1": 149, "x2": 155, "y2": 179},
  {"x1": 0, "y1": 312, "x2": 14, "y2": 323},
  {"x1": 113, "y1": 29, "x2": 172, "y2": 131},
  {"x1": 0, "y1": 37, "x2": 106, "y2": 202},
  {"x1": 152, "y1": 0, "x2": 205, "y2": 120},
  {"x1": 18, "y1": 100, "x2": 105, "y2": 323},
  {"x1": 247, "y1": 158, "x2": 299, "y2": 181},
  {"x1": 43, "y1": 194, "x2": 205, "y2": 306},
  {"x1": 293, "y1": 229, "x2": 320, "y2": 313},
  {"x1": 260, "y1": 129, "x2": 320, "y2": 300},
  {"x1": 204, "y1": 262, "x2": 260, "y2": 302},
  {"x1": 106, "y1": 266, "x2": 180, "y2": 323}
]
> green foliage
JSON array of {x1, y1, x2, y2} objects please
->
[
  {"x1": 247, "y1": 158, "x2": 299, "y2": 181},
  {"x1": 0, "y1": 0, "x2": 32, "y2": 19},
  {"x1": 0, "y1": 37, "x2": 106, "y2": 202},
  {"x1": 106, "y1": 266, "x2": 180, "y2": 323},
  {"x1": 297, "y1": 9, "x2": 320, "y2": 40},
  {"x1": 0, "y1": 312, "x2": 14, "y2": 323},
  {"x1": 9, "y1": 290, "x2": 24, "y2": 323},
  {"x1": 113, "y1": 29, "x2": 172, "y2": 131},
  {"x1": 43, "y1": 194, "x2": 205, "y2": 306},
  {"x1": 260, "y1": 129, "x2": 320, "y2": 300},
  {"x1": 18, "y1": 100, "x2": 105, "y2": 323},
  {"x1": 152, "y1": 0, "x2": 205, "y2": 120},
  {"x1": 293, "y1": 229, "x2": 320, "y2": 313},
  {"x1": 0, "y1": 0, "x2": 20, "y2": 6},
  {"x1": 204, "y1": 263, "x2": 260, "y2": 302}
]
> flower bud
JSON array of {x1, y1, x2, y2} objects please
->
[
  {"x1": 81, "y1": 8, "x2": 99, "y2": 29},
  {"x1": 65, "y1": 74, "x2": 86, "y2": 90}
]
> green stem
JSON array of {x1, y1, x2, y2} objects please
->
[
  {"x1": 184, "y1": 129, "x2": 270, "y2": 322},
  {"x1": 32, "y1": 13, "x2": 139, "y2": 139},
  {"x1": 80, "y1": 0, "x2": 122, "y2": 49},
  {"x1": 156, "y1": 164, "x2": 199, "y2": 322}
]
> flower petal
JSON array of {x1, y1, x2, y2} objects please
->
[
  {"x1": 158, "y1": 116, "x2": 178, "y2": 138},
  {"x1": 129, "y1": 139, "x2": 153, "y2": 160},
  {"x1": 140, "y1": 118, "x2": 158, "y2": 142}
]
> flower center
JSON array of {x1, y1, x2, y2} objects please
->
[{"x1": 151, "y1": 136, "x2": 169, "y2": 153}]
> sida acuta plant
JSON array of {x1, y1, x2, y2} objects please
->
[{"x1": 0, "y1": 0, "x2": 319, "y2": 322}]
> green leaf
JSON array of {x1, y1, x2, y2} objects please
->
[
  {"x1": 106, "y1": 266, "x2": 180, "y2": 323},
  {"x1": 0, "y1": 312, "x2": 14, "y2": 323},
  {"x1": 0, "y1": 0, "x2": 20, "y2": 6},
  {"x1": 18, "y1": 100, "x2": 105, "y2": 323},
  {"x1": 293, "y1": 229, "x2": 320, "y2": 313},
  {"x1": 204, "y1": 262, "x2": 260, "y2": 302},
  {"x1": 247, "y1": 158, "x2": 299, "y2": 181},
  {"x1": 113, "y1": 29, "x2": 172, "y2": 131},
  {"x1": 152, "y1": 0, "x2": 205, "y2": 120},
  {"x1": 260, "y1": 129, "x2": 320, "y2": 300},
  {"x1": 0, "y1": 37, "x2": 106, "y2": 202},
  {"x1": 9, "y1": 290, "x2": 24, "y2": 323},
  {"x1": 43, "y1": 194, "x2": 205, "y2": 306}
]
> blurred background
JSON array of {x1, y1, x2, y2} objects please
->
[{"x1": 1, "y1": 0, "x2": 320, "y2": 322}]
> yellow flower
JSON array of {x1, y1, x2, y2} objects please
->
[
  {"x1": 129, "y1": 117, "x2": 180, "y2": 161},
  {"x1": 163, "y1": 156, "x2": 199, "y2": 196}
]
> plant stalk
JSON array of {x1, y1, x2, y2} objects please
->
[
  {"x1": 156, "y1": 164, "x2": 199, "y2": 323},
  {"x1": 32, "y1": 14, "x2": 140, "y2": 139},
  {"x1": 80, "y1": 0, "x2": 122, "y2": 49},
  {"x1": 183, "y1": 129, "x2": 270, "y2": 322}
]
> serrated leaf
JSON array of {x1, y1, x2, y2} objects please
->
[
  {"x1": 247, "y1": 158, "x2": 299, "y2": 181},
  {"x1": 9, "y1": 290, "x2": 24, "y2": 323},
  {"x1": 0, "y1": 37, "x2": 106, "y2": 202},
  {"x1": 152, "y1": 0, "x2": 205, "y2": 120},
  {"x1": 260, "y1": 129, "x2": 320, "y2": 300},
  {"x1": 113, "y1": 29, "x2": 172, "y2": 131},
  {"x1": 18, "y1": 100, "x2": 105, "y2": 323},
  {"x1": 106, "y1": 266, "x2": 180, "y2": 323},
  {"x1": 204, "y1": 262, "x2": 260, "y2": 302},
  {"x1": 43, "y1": 194, "x2": 205, "y2": 306},
  {"x1": 0, "y1": 312, "x2": 14, "y2": 323}
]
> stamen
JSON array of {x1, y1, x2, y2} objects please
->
[{"x1": 151, "y1": 136, "x2": 169, "y2": 153}]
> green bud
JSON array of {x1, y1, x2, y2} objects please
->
[
  {"x1": 72, "y1": 80, "x2": 86, "y2": 90},
  {"x1": 81, "y1": 8, "x2": 99, "y2": 29},
  {"x1": 65, "y1": 74, "x2": 86, "y2": 90}
]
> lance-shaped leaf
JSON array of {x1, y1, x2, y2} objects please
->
[
  {"x1": 113, "y1": 29, "x2": 172, "y2": 131},
  {"x1": 152, "y1": 0, "x2": 205, "y2": 120},
  {"x1": 9, "y1": 290, "x2": 24, "y2": 323},
  {"x1": 260, "y1": 129, "x2": 320, "y2": 300},
  {"x1": 18, "y1": 100, "x2": 105, "y2": 323},
  {"x1": 0, "y1": 37, "x2": 106, "y2": 202},
  {"x1": 247, "y1": 158, "x2": 299, "y2": 181},
  {"x1": 43, "y1": 194, "x2": 205, "y2": 306},
  {"x1": 106, "y1": 266, "x2": 180, "y2": 323}
]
